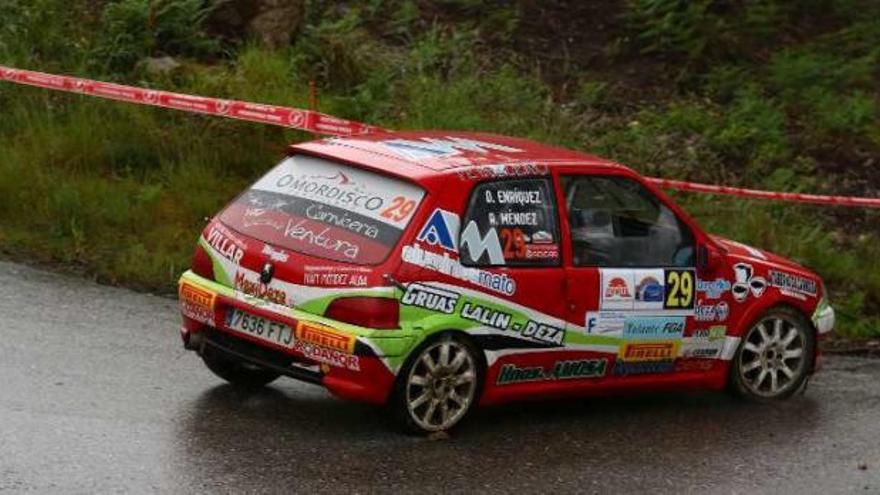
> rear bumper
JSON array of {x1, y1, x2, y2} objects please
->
[
  {"x1": 178, "y1": 271, "x2": 410, "y2": 404},
  {"x1": 193, "y1": 329, "x2": 324, "y2": 385}
]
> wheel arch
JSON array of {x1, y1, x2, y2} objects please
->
[
  {"x1": 729, "y1": 302, "x2": 818, "y2": 395},
  {"x1": 770, "y1": 302, "x2": 820, "y2": 374},
  {"x1": 387, "y1": 328, "x2": 488, "y2": 433},
  {"x1": 390, "y1": 329, "x2": 488, "y2": 402},
  {"x1": 735, "y1": 294, "x2": 815, "y2": 337},
  {"x1": 739, "y1": 301, "x2": 818, "y2": 351}
]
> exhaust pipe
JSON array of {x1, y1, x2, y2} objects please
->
[{"x1": 183, "y1": 329, "x2": 207, "y2": 351}]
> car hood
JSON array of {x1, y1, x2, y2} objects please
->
[{"x1": 710, "y1": 235, "x2": 815, "y2": 276}]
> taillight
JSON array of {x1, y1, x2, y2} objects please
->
[
  {"x1": 191, "y1": 243, "x2": 215, "y2": 280},
  {"x1": 324, "y1": 297, "x2": 399, "y2": 329}
]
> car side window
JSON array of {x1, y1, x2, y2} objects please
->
[
  {"x1": 561, "y1": 175, "x2": 694, "y2": 267},
  {"x1": 460, "y1": 178, "x2": 561, "y2": 267}
]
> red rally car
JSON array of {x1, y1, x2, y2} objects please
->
[{"x1": 177, "y1": 131, "x2": 835, "y2": 433}]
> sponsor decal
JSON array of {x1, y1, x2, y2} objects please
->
[
  {"x1": 523, "y1": 243, "x2": 559, "y2": 260},
  {"x1": 680, "y1": 325, "x2": 727, "y2": 359},
  {"x1": 496, "y1": 358, "x2": 607, "y2": 385},
  {"x1": 606, "y1": 277, "x2": 632, "y2": 298},
  {"x1": 518, "y1": 320, "x2": 565, "y2": 346},
  {"x1": 416, "y1": 209, "x2": 460, "y2": 252},
  {"x1": 601, "y1": 269, "x2": 635, "y2": 310},
  {"x1": 586, "y1": 311, "x2": 627, "y2": 335},
  {"x1": 251, "y1": 155, "x2": 424, "y2": 226},
  {"x1": 694, "y1": 301, "x2": 730, "y2": 322},
  {"x1": 179, "y1": 283, "x2": 216, "y2": 325},
  {"x1": 664, "y1": 269, "x2": 696, "y2": 310},
  {"x1": 401, "y1": 243, "x2": 517, "y2": 296},
  {"x1": 460, "y1": 302, "x2": 513, "y2": 330},
  {"x1": 619, "y1": 341, "x2": 680, "y2": 362},
  {"x1": 261, "y1": 244, "x2": 289, "y2": 263},
  {"x1": 294, "y1": 340, "x2": 360, "y2": 371},
  {"x1": 487, "y1": 227, "x2": 559, "y2": 262},
  {"x1": 532, "y1": 230, "x2": 553, "y2": 243},
  {"x1": 234, "y1": 271, "x2": 288, "y2": 306},
  {"x1": 383, "y1": 137, "x2": 523, "y2": 161},
  {"x1": 696, "y1": 278, "x2": 732, "y2": 299},
  {"x1": 401, "y1": 283, "x2": 460, "y2": 314},
  {"x1": 274, "y1": 172, "x2": 383, "y2": 210},
  {"x1": 731, "y1": 263, "x2": 767, "y2": 303},
  {"x1": 446, "y1": 296, "x2": 564, "y2": 344},
  {"x1": 295, "y1": 321, "x2": 355, "y2": 353},
  {"x1": 239, "y1": 191, "x2": 400, "y2": 247},
  {"x1": 305, "y1": 203, "x2": 381, "y2": 239},
  {"x1": 281, "y1": 218, "x2": 361, "y2": 260},
  {"x1": 206, "y1": 226, "x2": 245, "y2": 264},
  {"x1": 692, "y1": 325, "x2": 727, "y2": 340},
  {"x1": 601, "y1": 268, "x2": 696, "y2": 312},
  {"x1": 455, "y1": 162, "x2": 550, "y2": 181},
  {"x1": 623, "y1": 316, "x2": 686, "y2": 339},
  {"x1": 303, "y1": 272, "x2": 367, "y2": 287},
  {"x1": 460, "y1": 220, "x2": 505, "y2": 265},
  {"x1": 614, "y1": 360, "x2": 675, "y2": 376},
  {"x1": 675, "y1": 359, "x2": 716, "y2": 372},
  {"x1": 634, "y1": 269, "x2": 665, "y2": 311},
  {"x1": 768, "y1": 270, "x2": 818, "y2": 297},
  {"x1": 302, "y1": 265, "x2": 370, "y2": 287},
  {"x1": 680, "y1": 345, "x2": 722, "y2": 359}
]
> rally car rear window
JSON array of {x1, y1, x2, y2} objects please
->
[{"x1": 219, "y1": 155, "x2": 425, "y2": 265}]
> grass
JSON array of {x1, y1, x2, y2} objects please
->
[{"x1": 1, "y1": 0, "x2": 879, "y2": 337}]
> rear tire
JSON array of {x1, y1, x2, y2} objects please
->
[
  {"x1": 201, "y1": 349, "x2": 281, "y2": 389},
  {"x1": 730, "y1": 306, "x2": 815, "y2": 400},
  {"x1": 390, "y1": 333, "x2": 483, "y2": 435}
]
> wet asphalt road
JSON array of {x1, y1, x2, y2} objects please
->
[{"x1": 1, "y1": 261, "x2": 879, "y2": 494}]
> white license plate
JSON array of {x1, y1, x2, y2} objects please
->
[{"x1": 224, "y1": 308, "x2": 294, "y2": 349}]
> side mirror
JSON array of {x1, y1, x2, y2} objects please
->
[{"x1": 697, "y1": 243, "x2": 723, "y2": 272}]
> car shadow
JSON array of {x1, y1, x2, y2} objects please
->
[{"x1": 172, "y1": 381, "x2": 823, "y2": 491}]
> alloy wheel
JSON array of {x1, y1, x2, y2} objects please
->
[
  {"x1": 405, "y1": 338, "x2": 477, "y2": 432},
  {"x1": 738, "y1": 315, "x2": 807, "y2": 397}
]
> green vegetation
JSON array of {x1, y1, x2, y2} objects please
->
[{"x1": 1, "y1": 0, "x2": 879, "y2": 337}]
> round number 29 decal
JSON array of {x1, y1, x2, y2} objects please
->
[{"x1": 665, "y1": 269, "x2": 695, "y2": 310}]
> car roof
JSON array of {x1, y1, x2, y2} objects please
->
[{"x1": 291, "y1": 130, "x2": 632, "y2": 181}]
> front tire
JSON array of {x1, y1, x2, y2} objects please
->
[
  {"x1": 730, "y1": 306, "x2": 815, "y2": 400},
  {"x1": 391, "y1": 334, "x2": 483, "y2": 434},
  {"x1": 201, "y1": 348, "x2": 281, "y2": 389}
]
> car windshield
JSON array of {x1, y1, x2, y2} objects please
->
[{"x1": 219, "y1": 154, "x2": 425, "y2": 265}]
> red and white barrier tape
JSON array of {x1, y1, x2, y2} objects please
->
[
  {"x1": 647, "y1": 178, "x2": 880, "y2": 208},
  {"x1": 0, "y1": 65, "x2": 385, "y2": 136},
  {"x1": 3, "y1": 64, "x2": 879, "y2": 208}
]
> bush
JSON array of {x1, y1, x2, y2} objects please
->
[{"x1": 91, "y1": 0, "x2": 222, "y2": 76}]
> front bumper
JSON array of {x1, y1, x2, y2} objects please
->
[
  {"x1": 812, "y1": 297, "x2": 835, "y2": 335},
  {"x1": 178, "y1": 271, "x2": 411, "y2": 404}
]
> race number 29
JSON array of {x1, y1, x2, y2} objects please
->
[
  {"x1": 664, "y1": 269, "x2": 695, "y2": 310},
  {"x1": 381, "y1": 196, "x2": 416, "y2": 222}
]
